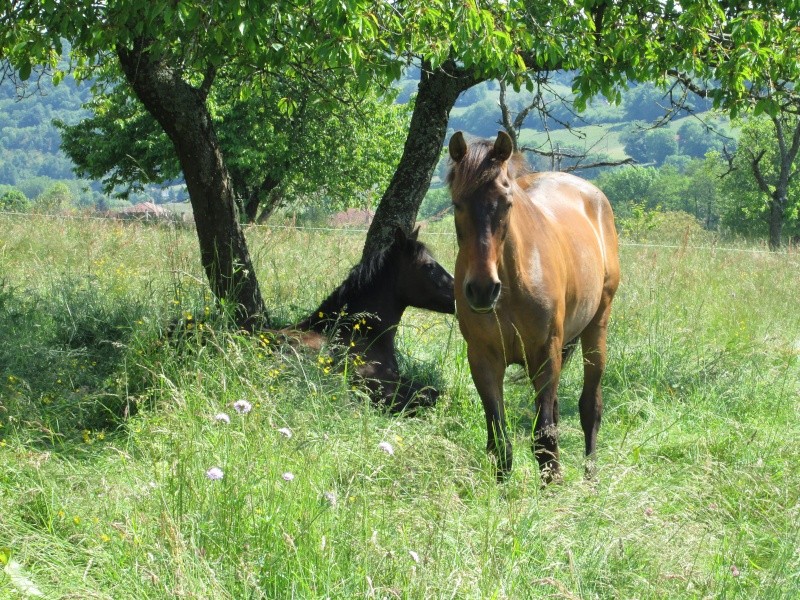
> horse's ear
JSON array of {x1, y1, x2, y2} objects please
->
[
  {"x1": 409, "y1": 226, "x2": 420, "y2": 242},
  {"x1": 449, "y1": 131, "x2": 467, "y2": 163},
  {"x1": 493, "y1": 130, "x2": 514, "y2": 162}
]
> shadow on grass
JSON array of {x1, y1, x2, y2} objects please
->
[{"x1": 0, "y1": 276, "x2": 157, "y2": 450}]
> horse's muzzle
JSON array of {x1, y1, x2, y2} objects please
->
[{"x1": 464, "y1": 279, "x2": 501, "y2": 313}]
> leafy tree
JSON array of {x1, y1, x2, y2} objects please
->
[
  {"x1": 2, "y1": 0, "x2": 543, "y2": 326},
  {"x1": 720, "y1": 117, "x2": 800, "y2": 243},
  {"x1": 56, "y1": 68, "x2": 410, "y2": 222},
  {"x1": 623, "y1": 2, "x2": 800, "y2": 248},
  {"x1": 4, "y1": 0, "x2": 798, "y2": 324},
  {"x1": 620, "y1": 126, "x2": 678, "y2": 166},
  {"x1": 34, "y1": 182, "x2": 72, "y2": 213},
  {"x1": 0, "y1": 186, "x2": 30, "y2": 212},
  {"x1": 677, "y1": 120, "x2": 727, "y2": 159},
  {"x1": 594, "y1": 166, "x2": 660, "y2": 218}
]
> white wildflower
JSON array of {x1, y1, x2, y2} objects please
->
[
  {"x1": 233, "y1": 399, "x2": 252, "y2": 414},
  {"x1": 205, "y1": 467, "x2": 224, "y2": 481}
]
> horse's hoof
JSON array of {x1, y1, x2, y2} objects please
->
[{"x1": 540, "y1": 464, "x2": 563, "y2": 485}]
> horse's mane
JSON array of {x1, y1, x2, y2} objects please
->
[
  {"x1": 446, "y1": 138, "x2": 531, "y2": 199},
  {"x1": 299, "y1": 233, "x2": 430, "y2": 330}
]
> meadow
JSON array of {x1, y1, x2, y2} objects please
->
[{"x1": 1, "y1": 212, "x2": 798, "y2": 599}]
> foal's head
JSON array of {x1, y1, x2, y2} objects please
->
[
  {"x1": 447, "y1": 131, "x2": 524, "y2": 313},
  {"x1": 391, "y1": 227, "x2": 455, "y2": 315}
]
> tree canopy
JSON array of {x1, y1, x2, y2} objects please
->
[{"x1": 4, "y1": 0, "x2": 800, "y2": 325}]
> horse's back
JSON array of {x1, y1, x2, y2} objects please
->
[
  {"x1": 521, "y1": 171, "x2": 619, "y2": 281},
  {"x1": 517, "y1": 171, "x2": 620, "y2": 339}
]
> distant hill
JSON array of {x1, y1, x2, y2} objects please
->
[
  {"x1": 2, "y1": 70, "x2": 734, "y2": 208},
  {"x1": 0, "y1": 74, "x2": 91, "y2": 191}
]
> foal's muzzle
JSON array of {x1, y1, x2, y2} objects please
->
[{"x1": 464, "y1": 279, "x2": 501, "y2": 313}]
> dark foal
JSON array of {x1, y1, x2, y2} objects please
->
[{"x1": 282, "y1": 227, "x2": 455, "y2": 410}]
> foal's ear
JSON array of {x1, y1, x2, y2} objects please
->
[
  {"x1": 493, "y1": 130, "x2": 514, "y2": 162},
  {"x1": 449, "y1": 131, "x2": 467, "y2": 163},
  {"x1": 394, "y1": 226, "x2": 408, "y2": 246}
]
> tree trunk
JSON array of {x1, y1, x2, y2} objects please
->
[
  {"x1": 243, "y1": 175, "x2": 281, "y2": 223},
  {"x1": 361, "y1": 61, "x2": 481, "y2": 258},
  {"x1": 768, "y1": 192, "x2": 786, "y2": 250},
  {"x1": 117, "y1": 40, "x2": 267, "y2": 329}
]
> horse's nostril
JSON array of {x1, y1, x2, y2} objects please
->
[
  {"x1": 465, "y1": 282, "x2": 475, "y2": 302},
  {"x1": 491, "y1": 282, "x2": 502, "y2": 302}
]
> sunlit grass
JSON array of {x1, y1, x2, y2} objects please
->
[{"x1": 1, "y1": 212, "x2": 798, "y2": 598}]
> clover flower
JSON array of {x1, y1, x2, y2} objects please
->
[
  {"x1": 233, "y1": 399, "x2": 252, "y2": 414},
  {"x1": 205, "y1": 467, "x2": 224, "y2": 481},
  {"x1": 282, "y1": 472, "x2": 295, "y2": 482},
  {"x1": 214, "y1": 412, "x2": 231, "y2": 424},
  {"x1": 378, "y1": 441, "x2": 395, "y2": 456},
  {"x1": 278, "y1": 427, "x2": 293, "y2": 439}
]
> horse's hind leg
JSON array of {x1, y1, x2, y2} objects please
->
[{"x1": 579, "y1": 303, "x2": 612, "y2": 479}]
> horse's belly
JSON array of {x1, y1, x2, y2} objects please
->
[{"x1": 563, "y1": 288, "x2": 603, "y2": 341}]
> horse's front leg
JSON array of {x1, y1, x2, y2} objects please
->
[
  {"x1": 468, "y1": 348, "x2": 510, "y2": 480},
  {"x1": 530, "y1": 338, "x2": 563, "y2": 483}
]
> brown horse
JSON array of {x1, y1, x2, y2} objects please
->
[
  {"x1": 281, "y1": 227, "x2": 455, "y2": 411},
  {"x1": 447, "y1": 131, "x2": 620, "y2": 482}
]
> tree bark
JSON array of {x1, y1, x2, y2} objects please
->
[
  {"x1": 768, "y1": 193, "x2": 786, "y2": 250},
  {"x1": 361, "y1": 61, "x2": 481, "y2": 258},
  {"x1": 116, "y1": 40, "x2": 267, "y2": 329}
]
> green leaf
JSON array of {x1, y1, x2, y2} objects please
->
[
  {"x1": 18, "y1": 59, "x2": 31, "y2": 81},
  {"x1": 753, "y1": 97, "x2": 778, "y2": 118}
]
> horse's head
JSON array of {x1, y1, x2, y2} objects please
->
[
  {"x1": 447, "y1": 130, "x2": 518, "y2": 313},
  {"x1": 392, "y1": 227, "x2": 455, "y2": 315}
]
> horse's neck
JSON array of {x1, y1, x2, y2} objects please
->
[{"x1": 502, "y1": 187, "x2": 557, "y2": 273}]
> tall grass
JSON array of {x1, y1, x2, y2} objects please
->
[{"x1": 1, "y1": 212, "x2": 798, "y2": 598}]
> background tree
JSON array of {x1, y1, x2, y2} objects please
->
[
  {"x1": 34, "y1": 181, "x2": 73, "y2": 213},
  {"x1": 677, "y1": 120, "x2": 727, "y2": 159},
  {"x1": 620, "y1": 126, "x2": 679, "y2": 166},
  {"x1": 0, "y1": 187, "x2": 30, "y2": 212},
  {"x1": 56, "y1": 68, "x2": 410, "y2": 223},
  {"x1": 720, "y1": 116, "x2": 800, "y2": 243}
]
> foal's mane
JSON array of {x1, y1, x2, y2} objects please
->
[
  {"x1": 446, "y1": 138, "x2": 531, "y2": 199},
  {"x1": 303, "y1": 233, "x2": 430, "y2": 328}
]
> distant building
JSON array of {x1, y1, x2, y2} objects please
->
[{"x1": 329, "y1": 208, "x2": 374, "y2": 228}]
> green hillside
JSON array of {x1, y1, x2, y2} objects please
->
[{"x1": 1, "y1": 72, "x2": 735, "y2": 211}]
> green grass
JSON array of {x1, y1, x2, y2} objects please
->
[{"x1": 1, "y1": 212, "x2": 799, "y2": 598}]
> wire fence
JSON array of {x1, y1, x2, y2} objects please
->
[{"x1": 1, "y1": 209, "x2": 797, "y2": 257}]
